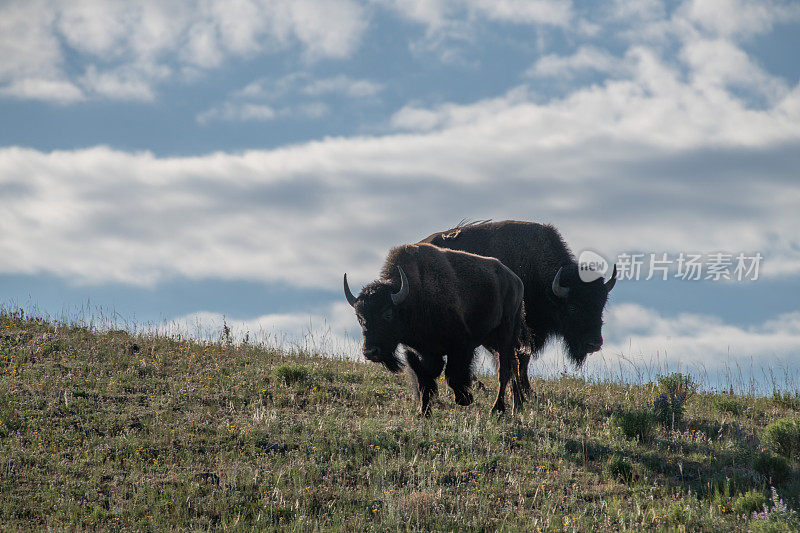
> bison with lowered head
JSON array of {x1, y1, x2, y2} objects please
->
[
  {"x1": 344, "y1": 243, "x2": 530, "y2": 415},
  {"x1": 420, "y1": 220, "x2": 616, "y2": 394}
]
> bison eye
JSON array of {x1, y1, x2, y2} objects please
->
[{"x1": 382, "y1": 308, "x2": 394, "y2": 322}]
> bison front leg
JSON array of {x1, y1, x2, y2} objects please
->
[
  {"x1": 405, "y1": 349, "x2": 444, "y2": 416},
  {"x1": 444, "y1": 346, "x2": 476, "y2": 407}
]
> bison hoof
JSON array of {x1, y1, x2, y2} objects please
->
[{"x1": 491, "y1": 402, "x2": 506, "y2": 414}]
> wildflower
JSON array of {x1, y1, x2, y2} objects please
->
[{"x1": 752, "y1": 486, "x2": 797, "y2": 522}]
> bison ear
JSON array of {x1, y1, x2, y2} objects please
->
[{"x1": 605, "y1": 264, "x2": 617, "y2": 292}]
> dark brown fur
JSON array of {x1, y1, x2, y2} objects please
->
[
  {"x1": 347, "y1": 243, "x2": 529, "y2": 415},
  {"x1": 420, "y1": 220, "x2": 616, "y2": 393}
]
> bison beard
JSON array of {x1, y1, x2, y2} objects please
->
[
  {"x1": 420, "y1": 220, "x2": 616, "y2": 392},
  {"x1": 344, "y1": 243, "x2": 529, "y2": 415}
]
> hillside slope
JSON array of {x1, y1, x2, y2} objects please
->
[{"x1": 1, "y1": 309, "x2": 799, "y2": 531}]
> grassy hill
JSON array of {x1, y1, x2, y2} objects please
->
[{"x1": 1, "y1": 309, "x2": 799, "y2": 531}]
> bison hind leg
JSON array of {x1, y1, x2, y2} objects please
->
[{"x1": 491, "y1": 395, "x2": 506, "y2": 414}]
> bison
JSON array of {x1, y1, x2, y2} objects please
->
[
  {"x1": 343, "y1": 243, "x2": 530, "y2": 415},
  {"x1": 419, "y1": 220, "x2": 617, "y2": 394}
]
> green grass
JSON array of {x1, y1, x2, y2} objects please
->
[
  {"x1": 733, "y1": 489, "x2": 768, "y2": 516},
  {"x1": 763, "y1": 417, "x2": 800, "y2": 460},
  {"x1": 771, "y1": 391, "x2": 800, "y2": 411},
  {"x1": 753, "y1": 451, "x2": 791, "y2": 485},
  {"x1": 271, "y1": 362, "x2": 314, "y2": 385},
  {"x1": 1, "y1": 309, "x2": 799, "y2": 530},
  {"x1": 715, "y1": 396, "x2": 746, "y2": 416},
  {"x1": 611, "y1": 408, "x2": 656, "y2": 442}
]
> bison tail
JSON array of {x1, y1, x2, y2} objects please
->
[
  {"x1": 516, "y1": 324, "x2": 534, "y2": 358},
  {"x1": 513, "y1": 306, "x2": 535, "y2": 399},
  {"x1": 514, "y1": 304, "x2": 534, "y2": 357}
]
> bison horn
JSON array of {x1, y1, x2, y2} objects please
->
[
  {"x1": 605, "y1": 264, "x2": 617, "y2": 291},
  {"x1": 343, "y1": 273, "x2": 357, "y2": 307},
  {"x1": 391, "y1": 266, "x2": 409, "y2": 305},
  {"x1": 551, "y1": 267, "x2": 570, "y2": 299}
]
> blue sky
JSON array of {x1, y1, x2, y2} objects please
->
[{"x1": 1, "y1": 0, "x2": 800, "y2": 389}]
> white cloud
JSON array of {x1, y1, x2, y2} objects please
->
[
  {"x1": 388, "y1": 106, "x2": 443, "y2": 132},
  {"x1": 201, "y1": 73, "x2": 377, "y2": 122},
  {"x1": 469, "y1": 0, "x2": 573, "y2": 27},
  {"x1": 233, "y1": 74, "x2": 306, "y2": 100},
  {"x1": 0, "y1": 1, "x2": 84, "y2": 103},
  {"x1": 528, "y1": 46, "x2": 628, "y2": 78},
  {"x1": 0, "y1": 78, "x2": 84, "y2": 104},
  {"x1": 530, "y1": 303, "x2": 800, "y2": 391},
  {"x1": 235, "y1": 73, "x2": 383, "y2": 101},
  {"x1": 197, "y1": 102, "x2": 277, "y2": 123},
  {"x1": 2, "y1": 4, "x2": 800, "y2": 291},
  {"x1": 287, "y1": 0, "x2": 368, "y2": 59},
  {"x1": 0, "y1": 0, "x2": 368, "y2": 103},
  {"x1": 56, "y1": 1, "x2": 137, "y2": 57},
  {"x1": 681, "y1": 38, "x2": 789, "y2": 104},
  {"x1": 379, "y1": 0, "x2": 574, "y2": 29},
  {"x1": 302, "y1": 75, "x2": 384, "y2": 98},
  {"x1": 1, "y1": 61, "x2": 799, "y2": 288},
  {"x1": 196, "y1": 101, "x2": 329, "y2": 123},
  {"x1": 79, "y1": 65, "x2": 164, "y2": 102},
  {"x1": 681, "y1": 0, "x2": 800, "y2": 39},
  {"x1": 163, "y1": 302, "x2": 360, "y2": 357},
  {"x1": 392, "y1": 48, "x2": 800, "y2": 148},
  {"x1": 608, "y1": 0, "x2": 800, "y2": 49},
  {"x1": 390, "y1": 86, "x2": 531, "y2": 131},
  {"x1": 161, "y1": 302, "x2": 800, "y2": 392},
  {"x1": 2, "y1": 0, "x2": 798, "y2": 105},
  {"x1": 609, "y1": 0, "x2": 665, "y2": 22},
  {"x1": 373, "y1": 0, "x2": 452, "y2": 30},
  {"x1": 375, "y1": 0, "x2": 574, "y2": 62},
  {"x1": 296, "y1": 102, "x2": 331, "y2": 119}
]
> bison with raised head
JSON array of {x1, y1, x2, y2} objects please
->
[
  {"x1": 419, "y1": 220, "x2": 617, "y2": 393},
  {"x1": 344, "y1": 243, "x2": 530, "y2": 415}
]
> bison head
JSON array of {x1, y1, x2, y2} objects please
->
[
  {"x1": 551, "y1": 263, "x2": 616, "y2": 366},
  {"x1": 343, "y1": 266, "x2": 409, "y2": 372}
]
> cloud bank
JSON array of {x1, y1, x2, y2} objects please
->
[
  {"x1": 2, "y1": 35, "x2": 799, "y2": 287},
  {"x1": 0, "y1": 0, "x2": 581, "y2": 104},
  {"x1": 0, "y1": 0, "x2": 367, "y2": 103},
  {"x1": 164, "y1": 301, "x2": 800, "y2": 392}
]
